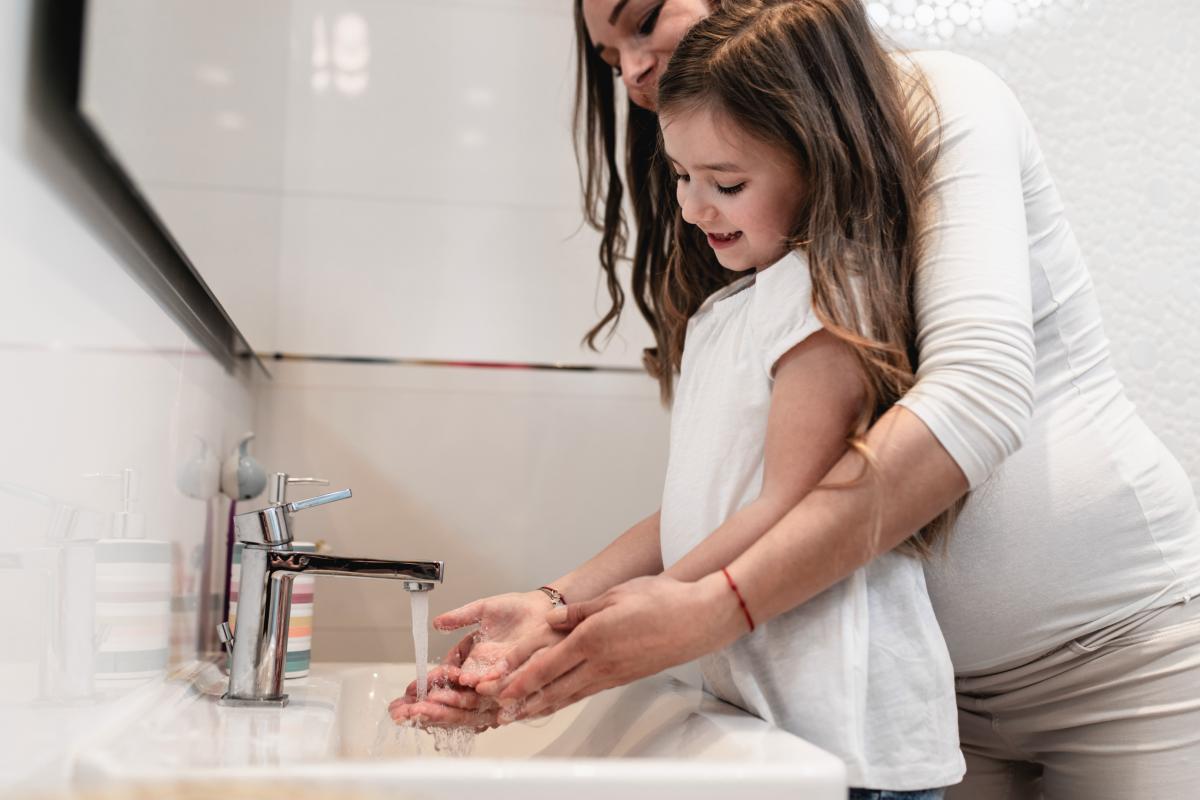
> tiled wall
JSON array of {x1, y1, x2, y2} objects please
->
[
  {"x1": 248, "y1": 0, "x2": 665, "y2": 661},
  {"x1": 254, "y1": 361, "x2": 668, "y2": 661},
  {"x1": 887, "y1": 0, "x2": 1200, "y2": 477},
  {"x1": 0, "y1": 0, "x2": 255, "y2": 789},
  {"x1": 82, "y1": 0, "x2": 653, "y2": 367},
  {"x1": 81, "y1": 0, "x2": 666, "y2": 663}
]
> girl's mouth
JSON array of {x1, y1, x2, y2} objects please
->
[{"x1": 707, "y1": 231, "x2": 742, "y2": 249}]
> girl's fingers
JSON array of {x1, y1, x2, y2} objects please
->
[
  {"x1": 473, "y1": 632, "x2": 559, "y2": 696},
  {"x1": 389, "y1": 700, "x2": 498, "y2": 729},
  {"x1": 442, "y1": 634, "x2": 476, "y2": 668},
  {"x1": 404, "y1": 664, "x2": 462, "y2": 699},
  {"x1": 433, "y1": 599, "x2": 487, "y2": 632},
  {"x1": 423, "y1": 685, "x2": 483, "y2": 710},
  {"x1": 457, "y1": 645, "x2": 510, "y2": 686}
]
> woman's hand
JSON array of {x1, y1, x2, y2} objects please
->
[
  {"x1": 486, "y1": 573, "x2": 746, "y2": 721},
  {"x1": 388, "y1": 591, "x2": 564, "y2": 727}
]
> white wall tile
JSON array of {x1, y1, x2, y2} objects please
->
[
  {"x1": 254, "y1": 359, "x2": 669, "y2": 661},
  {"x1": 81, "y1": 0, "x2": 291, "y2": 192},
  {"x1": 141, "y1": 185, "x2": 284, "y2": 353},
  {"x1": 282, "y1": 0, "x2": 579, "y2": 207},
  {"x1": 275, "y1": 194, "x2": 653, "y2": 366}
]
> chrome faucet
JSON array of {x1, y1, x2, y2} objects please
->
[{"x1": 217, "y1": 474, "x2": 443, "y2": 707}]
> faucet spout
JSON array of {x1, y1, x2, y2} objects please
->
[
  {"x1": 268, "y1": 551, "x2": 443, "y2": 584},
  {"x1": 221, "y1": 547, "x2": 444, "y2": 707}
]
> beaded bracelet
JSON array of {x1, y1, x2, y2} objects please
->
[{"x1": 537, "y1": 585, "x2": 566, "y2": 608}]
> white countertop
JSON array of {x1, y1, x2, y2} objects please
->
[{"x1": 3, "y1": 660, "x2": 846, "y2": 799}]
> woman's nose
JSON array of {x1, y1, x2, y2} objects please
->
[{"x1": 619, "y1": 49, "x2": 655, "y2": 91}]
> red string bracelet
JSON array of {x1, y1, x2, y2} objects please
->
[{"x1": 721, "y1": 567, "x2": 756, "y2": 632}]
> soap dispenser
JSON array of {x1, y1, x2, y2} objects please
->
[{"x1": 90, "y1": 469, "x2": 172, "y2": 688}]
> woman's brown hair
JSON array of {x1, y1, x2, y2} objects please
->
[
  {"x1": 658, "y1": 0, "x2": 954, "y2": 553},
  {"x1": 572, "y1": 0, "x2": 721, "y2": 388}
]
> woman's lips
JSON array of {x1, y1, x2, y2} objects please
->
[{"x1": 707, "y1": 231, "x2": 743, "y2": 249}]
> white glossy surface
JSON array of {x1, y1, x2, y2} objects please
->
[
  {"x1": 0, "y1": 0, "x2": 256, "y2": 791},
  {"x1": 71, "y1": 661, "x2": 846, "y2": 798},
  {"x1": 80, "y1": 0, "x2": 655, "y2": 364},
  {"x1": 254, "y1": 359, "x2": 670, "y2": 663}
]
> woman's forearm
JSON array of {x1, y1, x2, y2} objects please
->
[
  {"x1": 664, "y1": 496, "x2": 797, "y2": 583},
  {"x1": 722, "y1": 406, "x2": 968, "y2": 627},
  {"x1": 552, "y1": 510, "x2": 664, "y2": 603}
]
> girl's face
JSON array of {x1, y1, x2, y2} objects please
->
[
  {"x1": 581, "y1": 0, "x2": 711, "y2": 110},
  {"x1": 661, "y1": 106, "x2": 806, "y2": 272}
]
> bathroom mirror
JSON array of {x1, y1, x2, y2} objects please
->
[{"x1": 77, "y1": 0, "x2": 652, "y2": 367}]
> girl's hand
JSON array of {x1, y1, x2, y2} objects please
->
[
  {"x1": 387, "y1": 662, "x2": 499, "y2": 729},
  {"x1": 487, "y1": 573, "x2": 745, "y2": 721},
  {"x1": 436, "y1": 591, "x2": 567, "y2": 687},
  {"x1": 387, "y1": 591, "x2": 565, "y2": 727}
]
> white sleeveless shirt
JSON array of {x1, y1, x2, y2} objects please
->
[{"x1": 660, "y1": 253, "x2": 965, "y2": 791}]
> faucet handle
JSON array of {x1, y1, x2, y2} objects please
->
[
  {"x1": 217, "y1": 621, "x2": 234, "y2": 652},
  {"x1": 287, "y1": 488, "x2": 352, "y2": 513},
  {"x1": 269, "y1": 473, "x2": 330, "y2": 505},
  {"x1": 234, "y1": 487, "x2": 352, "y2": 546}
]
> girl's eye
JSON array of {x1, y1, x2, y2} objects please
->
[
  {"x1": 639, "y1": 4, "x2": 663, "y2": 36},
  {"x1": 717, "y1": 182, "x2": 745, "y2": 195},
  {"x1": 675, "y1": 173, "x2": 690, "y2": 182}
]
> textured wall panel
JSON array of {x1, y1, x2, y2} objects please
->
[{"x1": 878, "y1": 0, "x2": 1200, "y2": 487}]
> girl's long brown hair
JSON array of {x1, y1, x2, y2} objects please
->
[
  {"x1": 659, "y1": 0, "x2": 954, "y2": 553},
  {"x1": 573, "y1": 0, "x2": 957, "y2": 552}
]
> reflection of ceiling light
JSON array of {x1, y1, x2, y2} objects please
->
[
  {"x1": 458, "y1": 129, "x2": 487, "y2": 149},
  {"x1": 332, "y1": 14, "x2": 370, "y2": 72},
  {"x1": 216, "y1": 111, "x2": 245, "y2": 131},
  {"x1": 311, "y1": 13, "x2": 370, "y2": 97},
  {"x1": 335, "y1": 73, "x2": 368, "y2": 96},
  {"x1": 194, "y1": 65, "x2": 232, "y2": 87},
  {"x1": 867, "y1": 0, "x2": 1080, "y2": 42},
  {"x1": 464, "y1": 87, "x2": 496, "y2": 109}
]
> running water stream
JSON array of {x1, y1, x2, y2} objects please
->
[
  {"x1": 411, "y1": 590, "x2": 429, "y2": 700},
  {"x1": 368, "y1": 589, "x2": 478, "y2": 758}
]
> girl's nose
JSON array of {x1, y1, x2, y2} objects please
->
[{"x1": 679, "y1": 190, "x2": 714, "y2": 227}]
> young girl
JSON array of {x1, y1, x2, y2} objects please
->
[
  {"x1": 396, "y1": 1, "x2": 963, "y2": 795},
  {"x1": 645, "y1": 2, "x2": 962, "y2": 794}
]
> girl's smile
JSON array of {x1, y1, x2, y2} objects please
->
[
  {"x1": 661, "y1": 106, "x2": 805, "y2": 272},
  {"x1": 706, "y1": 230, "x2": 743, "y2": 249}
]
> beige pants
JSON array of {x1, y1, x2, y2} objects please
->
[{"x1": 948, "y1": 598, "x2": 1200, "y2": 800}]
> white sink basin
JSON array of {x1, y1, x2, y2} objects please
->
[{"x1": 70, "y1": 661, "x2": 846, "y2": 799}]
